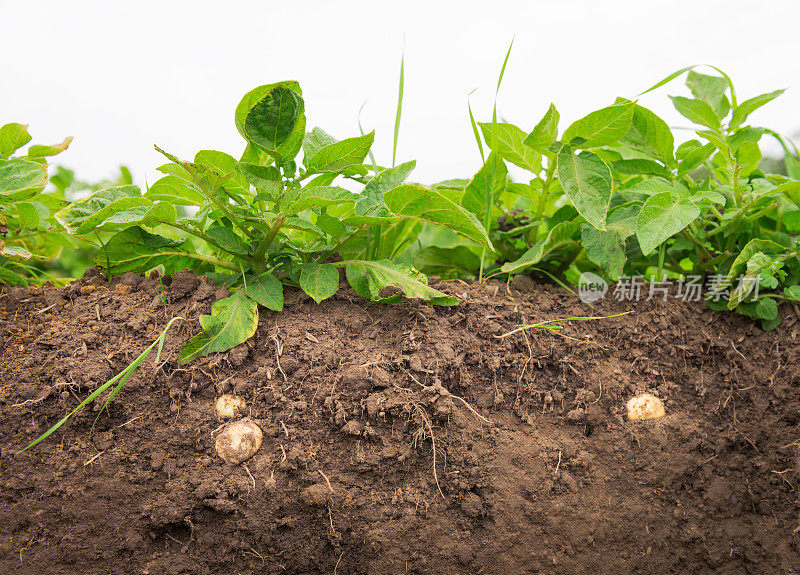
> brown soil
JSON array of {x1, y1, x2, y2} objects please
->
[{"x1": 2, "y1": 269, "x2": 800, "y2": 574}]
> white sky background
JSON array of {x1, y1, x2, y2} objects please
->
[{"x1": 2, "y1": 0, "x2": 799, "y2": 186}]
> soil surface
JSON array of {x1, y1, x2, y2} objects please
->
[{"x1": 2, "y1": 269, "x2": 800, "y2": 574}]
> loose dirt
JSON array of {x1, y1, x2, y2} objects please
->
[{"x1": 2, "y1": 269, "x2": 800, "y2": 574}]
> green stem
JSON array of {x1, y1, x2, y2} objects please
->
[
  {"x1": 681, "y1": 229, "x2": 714, "y2": 263},
  {"x1": 158, "y1": 220, "x2": 246, "y2": 256},
  {"x1": 707, "y1": 201, "x2": 777, "y2": 239},
  {"x1": 694, "y1": 251, "x2": 732, "y2": 274},
  {"x1": 496, "y1": 221, "x2": 543, "y2": 238},
  {"x1": 535, "y1": 159, "x2": 557, "y2": 226},
  {"x1": 657, "y1": 243, "x2": 666, "y2": 277},
  {"x1": 732, "y1": 162, "x2": 742, "y2": 208},
  {"x1": 253, "y1": 215, "x2": 285, "y2": 273},
  {"x1": 318, "y1": 224, "x2": 369, "y2": 263},
  {"x1": 161, "y1": 251, "x2": 238, "y2": 271},
  {"x1": 184, "y1": 167, "x2": 256, "y2": 240}
]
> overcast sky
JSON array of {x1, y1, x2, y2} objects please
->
[{"x1": 2, "y1": 0, "x2": 799, "y2": 187}]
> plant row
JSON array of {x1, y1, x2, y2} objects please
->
[{"x1": 2, "y1": 66, "x2": 800, "y2": 363}]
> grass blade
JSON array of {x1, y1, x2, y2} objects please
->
[
  {"x1": 358, "y1": 100, "x2": 379, "y2": 176},
  {"x1": 392, "y1": 47, "x2": 405, "y2": 168},
  {"x1": 495, "y1": 311, "x2": 632, "y2": 339},
  {"x1": 18, "y1": 318, "x2": 183, "y2": 452}
]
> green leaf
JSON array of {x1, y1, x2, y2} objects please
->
[
  {"x1": 240, "y1": 142, "x2": 272, "y2": 165},
  {"x1": 523, "y1": 103, "x2": 560, "y2": 154},
  {"x1": 0, "y1": 158, "x2": 47, "y2": 202},
  {"x1": 581, "y1": 224, "x2": 627, "y2": 280},
  {"x1": 695, "y1": 129, "x2": 729, "y2": 155},
  {"x1": 556, "y1": 146, "x2": 612, "y2": 230},
  {"x1": 179, "y1": 290, "x2": 259, "y2": 364},
  {"x1": 237, "y1": 163, "x2": 282, "y2": 200},
  {"x1": 623, "y1": 178, "x2": 675, "y2": 197},
  {"x1": 384, "y1": 184, "x2": 494, "y2": 250},
  {"x1": 0, "y1": 123, "x2": 31, "y2": 158},
  {"x1": 730, "y1": 89, "x2": 785, "y2": 129},
  {"x1": 299, "y1": 262, "x2": 339, "y2": 303},
  {"x1": 235, "y1": 81, "x2": 302, "y2": 137},
  {"x1": 315, "y1": 210, "x2": 347, "y2": 238},
  {"x1": 27, "y1": 137, "x2": 73, "y2": 158},
  {"x1": 412, "y1": 246, "x2": 480, "y2": 277},
  {"x1": 500, "y1": 221, "x2": 581, "y2": 274},
  {"x1": 727, "y1": 251, "x2": 778, "y2": 309},
  {"x1": 784, "y1": 286, "x2": 800, "y2": 301},
  {"x1": 717, "y1": 239, "x2": 786, "y2": 291},
  {"x1": 728, "y1": 127, "x2": 765, "y2": 151},
  {"x1": 362, "y1": 160, "x2": 416, "y2": 200},
  {"x1": 304, "y1": 132, "x2": 375, "y2": 174},
  {"x1": 15, "y1": 201, "x2": 44, "y2": 230},
  {"x1": 344, "y1": 259, "x2": 459, "y2": 305},
  {"x1": 243, "y1": 85, "x2": 305, "y2": 160},
  {"x1": 245, "y1": 272, "x2": 283, "y2": 311},
  {"x1": 618, "y1": 102, "x2": 675, "y2": 166},
  {"x1": 612, "y1": 159, "x2": 671, "y2": 179},
  {"x1": 669, "y1": 96, "x2": 720, "y2": 129},
  {"x1": 461, "y1": 152, "x2": 507, "y2": 219},
  {"x1": 345, "y1": 195, "x2": 399, "y2": 226},
  {"x1": 677, "y1": 143, "x2": 716, "y2": 177},
  {"x1": 145, "y1": 176, "x2": 205, "y2": 206},
  {"x1": 754, "y1": 297, "x2": 778, "y2": 321},
  {"x1": 562, "y1": 102, "x2": 635, "y2": 148},
  {"x1": 635, "y1": 192, "x2": 700, "y2": 256},
  {"x1": 690, "y1": 190, "x2": 726, "y2": 205},
  {"x1": 195, "y1": 150, "x2": 248, "y2": 190},
  {"x1": 81, "y1": 198, "x2": 177, "y2": 234},
  {"x1": 54, "y1": 185, "x2": 142, "y2": 234},
  {"x1": 281, "y1": 185, "x2": 360, "y2": 216},
  {"x1": 0, "y1": 245, "x2": 33, "y2": 261},
  {"x1": 686, "y1": 71, "x2": 729, "y2": 117},
  {"x1": 205, "y1": 226, "x2": 249, "y2": 254},
  {"x1": 605, "y1": 204, "x2": 641, "y2": 238},
  {"x1": 302, "y1": 127, "x2": 337, "y2": 159},
  {"x1": 479, "y1": 122, "x2": 541, "y2": 172},
  {"x1": 95, "y1": 227, "x2": 193, "y2": 275}
]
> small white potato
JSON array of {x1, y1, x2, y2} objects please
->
[
  {"x1": 215, "y1": 394, "x2": 245, "y2": 419},
  {"x1": 215, "y1": 419, "x2": 263, "y2": 464},
  {"x1": 626, "y1": 393, "x2": 665, "y2": 421}
]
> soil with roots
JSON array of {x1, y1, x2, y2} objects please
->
[{"x1": 2, "y1": 268, "x2": 800, "y2": 574}]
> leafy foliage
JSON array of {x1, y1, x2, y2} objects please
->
[
  {"x1": 56, "y1": 82, "x2": 485, "y2": 362},
  {"x1": 3, "y1": 63, "x2": 798, "y2": 349},
  {"x1": 0, "y1": 124, "x2": 74, "y2": 285},
  {"x1": 415, "y1": 64, "x2": 798, "y2": 330}
]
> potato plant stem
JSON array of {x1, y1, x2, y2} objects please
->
[
  {"x1": 253, "y1": 216, "x2": 285, "y2": 273},
  {"x1": 535, "y1": 159, "x2": 557, "y2": 227},
  {"x1": 178, "y1": 252, "x2": 239, "y2": 271},
  {"x1": 319, "y1": 224, "x2": 369, "y2": 263},
  {"x1": 158, "y1": 220, "x2": 246, "y2": 256}
]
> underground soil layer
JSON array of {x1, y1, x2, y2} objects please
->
[{"x1": 1, "y1": 269, "x2": 800, "y2": 574}]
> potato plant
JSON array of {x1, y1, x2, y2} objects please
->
[
  {"x1": 0, "y1": 123, "x2": 74, "y2": 285},
  {"x1": 410, "y1": 66, "x2": 800, "y2": 329},
  {"x1": 55, "y1": 81, "x2": 493, "y2": 362}
]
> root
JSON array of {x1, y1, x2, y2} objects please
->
[
  {"x1": 412, "y1": 403, "x2": 445, "y2": 499},
  {"x1": 244, "y1": 465, "x2": 256, "y2": 490},
  {"x1": 402, "y1": 367, "x2": 492, "y2": 427},
  {"x1": 270, "y1": 331, "x2": 287, "y2": 382},
  {"x1": 318, "y1": 469, "x2": 334, "y2": 493}
]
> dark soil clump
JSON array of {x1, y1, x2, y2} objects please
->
[{"x1": 2, "y1": 270, "x2": 800, "y2": 574}]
